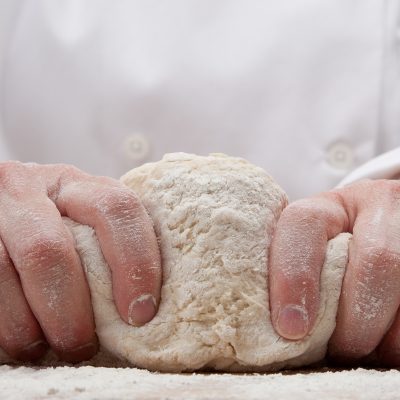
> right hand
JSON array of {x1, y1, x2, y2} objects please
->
[
  {"x1": 0, "y1": 162, "x2": 161, "y2": 363},
  {"x1": 269, "y1": 180, "x2": 400, "y2": 367}
]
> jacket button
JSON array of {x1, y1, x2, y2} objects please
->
[
  {"x1": 123, "y1": 134, "x2": 150, "y2": 162},
  {"x1": 326, "y1": 141, "x2": 354, "y2": 170}
]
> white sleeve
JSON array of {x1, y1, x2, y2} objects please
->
[
  {"x1": 337, "y1": 147, "x2": 400, "y2": 187},
  {"x1": 0, "y1": 0, "x2": 23, "y2": 161}
]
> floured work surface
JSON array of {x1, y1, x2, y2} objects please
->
[{"x1": 0, "y1": 365, "x2": 399, "y2": 400}]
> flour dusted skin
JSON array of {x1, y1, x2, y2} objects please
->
[{"x1": 0, "y1": 153, "x2": 350, "y2": 372}]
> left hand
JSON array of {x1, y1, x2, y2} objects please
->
[{"x1": 269, "y1": 179, "x2": 400, "y2": 367}]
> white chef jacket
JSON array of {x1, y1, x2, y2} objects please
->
[{"x1": 0, "y1": 0, "x2": 399, "y2": 200}]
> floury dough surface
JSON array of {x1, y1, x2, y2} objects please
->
[{"x1": 0, "y1": 153, "x2": 351, "y2": 372}]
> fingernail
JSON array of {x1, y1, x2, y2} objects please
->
[
  {"x1": 128, "y1": 294, "x2": 157, "y2": 326},
  {"x1": 276, "y1": 304, "x2": 309, "y2": 340},
  {"x1": 59, "y1": 340, "x2": 98, "y2": 364},
  {"x1": 17, "y1": 340, "x2": 48, "y2": 361}
]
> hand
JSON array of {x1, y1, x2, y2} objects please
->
[
  {"x1": 0, "y1": 162, "x2": 161, "y2": 363},
  {"x1": 269, "y1": 179, "x2": 400, "y2": 367}
]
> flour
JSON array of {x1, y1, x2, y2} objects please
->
[
  {"x1": 0, "y1": 153, "x2": 351, "y2": 372},
  {"x1": 0, "y1": 366, "x2": 398, "y2": 400}
]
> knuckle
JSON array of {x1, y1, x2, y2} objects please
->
[
  {"x1": 282, "y1": 199, "x2": 332, "y2": 228},
  {"x1": 95, "y1": 187, "x2": 141, "y2": 219},
  {"x1": 282, "y1": 201, "x2": 316, "y2": 222},
  {"x1": 386, "y1": 180, "x2": 400, "y2": 199},
  {"x1": 0, "y1": 161, "x2": 22, "y2": 185},
  {"x1": 17, "y1": 233, "x2": 70, "y2": 270},
  {"x1": 57, "y1": 163, "x2": 84, "y2": 179},
  {"x1": 359, "y1": 245, "x2": 400, "y2": 270},
  {"x1": 0, "y1": 162, "x2": 45, "y2": 200},
  {"x1": 367, "y1": 179, "x2": 400, "y2": 198}
]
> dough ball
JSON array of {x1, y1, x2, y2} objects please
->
[{"x1": 0, "y1": 153, "x2": 350, "y2": 372}]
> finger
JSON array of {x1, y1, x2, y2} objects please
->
[
  {"x1": 377, "y1": 307, "x2": 400, "y2": 367},
  {"x1": 329, "y1": 204, "x2": 400, "y2": 361},
  {"x1": 55, "y1": 174, "x2": 162, "y2": 327},
  {"x1": 0, "y1": 238, "x2": 47, "y2": 360},
  {"x1": 269, "y1": 194, "x2": 349, "y2": 340},
  {"x1": 0, "y1": 195, "x2": 98, "y2": 362}
]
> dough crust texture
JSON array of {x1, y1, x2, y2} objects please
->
[{"x1": 0, "y1": 153, "x2": 350, "y2": 372}]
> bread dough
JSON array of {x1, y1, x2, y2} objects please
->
[{"x1": 0, "y1": 153, "x2": 350, "y2": 372}]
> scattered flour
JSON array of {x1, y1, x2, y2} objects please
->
[{"x1": 0, "y1": 365, "x2": 399, "y2": 400}]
